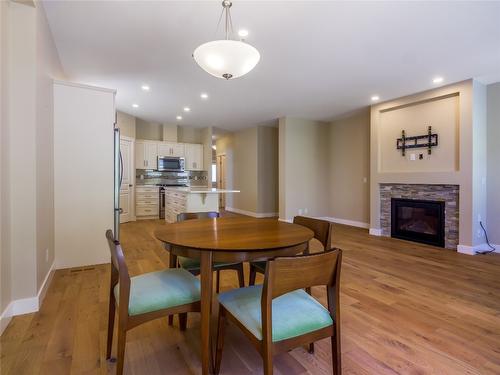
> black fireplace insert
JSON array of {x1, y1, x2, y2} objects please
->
[{"x1": 391, "y1": 198, "x2": 445, "y2": 247}]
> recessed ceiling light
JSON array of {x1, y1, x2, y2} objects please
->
[
  {"x1": 176, "y1": 115, "x2": 182, "y2": 120},
  {"x1": 371, "y1": 95, "x2": 380, "y2": 101},
  {"x1": 141, "y1": 85, "x2": 150, "y2": 91},
  {"x1": 200, "y1": 93, "x2": 208, "y2": 99},
  {"x1": 132, "y1": 103, "x2": 139, "y2": 108},
  {"x1": 183, "y1": 107, "x2": 191, "y2": 112},
  {"x1": 238, "y1": 29, "x2": 249, "y2": 38},
  {"x1": 433, "y1": 76, "x2": 444, "y2": 84}
]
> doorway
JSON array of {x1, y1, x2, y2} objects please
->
[
  {"x1": 216, "y1": 154, "x2": 226, "y2": 209},
  {"x1": 120, "y1": 137, "x2": 135, "y2": 223}
]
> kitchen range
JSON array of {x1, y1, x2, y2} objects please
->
[{"x1": 136, "y1": 169, "x2": 206, "y2": 219}]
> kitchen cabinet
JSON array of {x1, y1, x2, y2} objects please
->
[
  {"x1": 136, "y1": 185, "x2": 159, "y2": 218},
  {"x1": 184, "y1": 143, "x2": 204, "y2": 170},
  {"x1": 135, "y1": 141, "x2": 158, "y2": 169},
  {"x1": 158, "y1": 142, "x2": 185, "y2": 157}
]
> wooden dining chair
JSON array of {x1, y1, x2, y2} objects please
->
[
  {"x1": 105, "y1": 230, "x2": 201, "y2": 375},
  {"x1": 249, "y1": 216, "x2": 333, "y2": 286},
  {"x1": 171, "y1": 212, "x2": 245, "y2": 293},
  {"x1": 248, "y1": 216, "x2": 332, "y2": 353},
  {"x1": 167, "y1": 211, "x2": 245, "y2": 327},
  {"x1": 215, "y1": 249, "x2": 343, "y2": 375}
]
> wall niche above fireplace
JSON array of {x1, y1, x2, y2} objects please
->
[{"x1": 391, "y1": 198, "x2": 445, "y2": 247}]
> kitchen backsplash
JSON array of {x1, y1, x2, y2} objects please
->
[{"x1": 136, "y1": 170, "x2": 208, "y2": 186}]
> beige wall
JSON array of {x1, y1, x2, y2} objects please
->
[
  {"x1": 379, "y1": 95, "x2": 459, "y2": 173},
  {"x1": 279, "y1": 117, "x2": 329, "y2": 221},
  {"x1": 486, "y1": 83, "x2": 500, "y2": 244},
  {"x1": 136, "y1": 118, "x2": 163, "y2": 140},
  {"x1": 231, "y1": 127, "x2": 258, "y2": 212},
  {"x1": 1, "y1": 0, "x2": 65, "y2": 331},
  {"x1": 370, "y1": 80, "x2": 487, "y2": 250},
  {"x1": 329, "y1": 109, "x2": 370, "y2": 225},
  {"x1": 257, "y1": 126, "x2": 279, "y2": 214},
  {"x1": 116, "y1": 111, "x2": 136, "y2": 138},
  {"x1": 178, "y1": 126, "x2": 203, "y2": 143},
  {"x1": 216, "y1": 125, "x2": 279, "y2": 215},
  {"x1": 1, "y1": 0, "x2": 12, "y2": 325},
  {"x1": 35, "y1": 1, "x2": 64, "y2": 289}
]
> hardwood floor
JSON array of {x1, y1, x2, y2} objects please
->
[{"x1": 2, "y1": 218, "x2": 500, "y2": 374}]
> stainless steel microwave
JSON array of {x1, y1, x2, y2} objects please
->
[{"x1": 157, "y1": 156, "x2": 185, "y2": 172}]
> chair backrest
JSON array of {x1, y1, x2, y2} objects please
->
[
  {"x1": 177, "y1": 211, "x2": 220, "y2": 222},
  {"x1": 262, "y1": 249, "x2": 342, "y2": 300},
  {"x1": 293, "y1": 216, "x2": 332, "y2": 249},
  {"x1": 105, "y1": 230, "x2": 130, "y2": 312},
  {"x1": 260, "y1": 249, "x2": 342, "y2": 346}
]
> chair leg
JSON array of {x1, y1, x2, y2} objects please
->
[
  {"x1": 308, "y1": 342, "x2": 314, "y2": 354},
  {"x1": 214, "y1": 307, "x2": 226, "y2": 374},
  {"x1": 249, "y1": 264, "x2": 257, "y2": 286},
  {"x1": 179, "y1": 312, "x2": 188, "y2": 331},
  {"x1": 116, "y1": 328, "x2": 127, "y2": 375},
  {"x1": 216, "y1": 270, "x2": 221, "y2": 293},
  {"x1": 237, "y1": 264, "x2": 245, "y2": 288},
  {"x1": 331, "y1": 332, "x2": 341, "y2": 375},
  {"x1": 106, "y1": 296, "x2": 115, "y2": 359},
  {"x1": 263, "y1": 349, "x2": 273, "y2": 375}
]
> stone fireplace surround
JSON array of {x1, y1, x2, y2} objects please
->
[{"x1": 379, "y1": 184, "x2": 459, "y2": 249}]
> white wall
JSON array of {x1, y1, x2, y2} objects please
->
[
  {"x1": 54, "y1": 82, "x2": 115, "y2": 269},
  {"x1": 1, "y1": 0, "x2": 65, "y2": 334}
]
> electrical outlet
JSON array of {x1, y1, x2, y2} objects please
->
[
  {"x1": 298, "y1": 208, "x2": 303, "y2": 215},
  {"x1": 477, "y1": 229, "x2": 483, "y2": 238},
  {"x1": 409, "y1": 153, "x2": 416, "y2": 161},
  {"x1": 304, "y1": 208, "x2": 308, "y2": 214},
  {"x1": 363, "y1": 177, "x2": 368, "y2": 183},
  {"x1": 478, "y1": 215, "x2": 481, "y2": 222},
  {"x1": 45, "y1": 248, "x2": 49, "y2": 262}
]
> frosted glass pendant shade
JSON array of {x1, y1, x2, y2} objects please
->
[{"x1": 193, "y1": 40, "x2": 260, "y2": 80}]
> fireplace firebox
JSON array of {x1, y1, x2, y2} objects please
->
[{"x1": 391, "y1": 198, "x2": 445, "y2": 247}]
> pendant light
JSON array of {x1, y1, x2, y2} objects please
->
[{"x1": 193, "y1": 1, "x2": 260, "y2": 80}]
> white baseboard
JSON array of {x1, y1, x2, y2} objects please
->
[
  {"x1": 369, "y1": 228, "x2": 382, "y2": 236},
  {"x1": 0, "y1": 261, "x2": 55, "y2": 335},
  {"x1": 225, "y1": 206, "x2": 278, "y2": 218},
  {"x1": 457, "y1": 243, "x2": 499, "y2": 255},
  {"x1": 319, "y1": 217, "x2": 369, "y2": 229}
]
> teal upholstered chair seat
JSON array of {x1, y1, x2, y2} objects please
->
[
  {"x1": 218, "y1": 285, "x2": 333, "y2": 342},
  {"x1": 177, "y1": 256, "x2": 239, "y2": 271},
  {"x1": 114, "y1": 268, "x2": 200, "y2": 316}
]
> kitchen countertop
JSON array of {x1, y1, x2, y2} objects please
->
[{"x1": 164, "y1": 186, "x2": 240, "y2": 194}]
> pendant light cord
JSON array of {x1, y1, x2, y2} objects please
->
[{"x1": 214, "y1": 1, "x2": 234, "y2": 41}]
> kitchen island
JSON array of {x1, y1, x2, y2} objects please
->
[{"x1": 164, "y1": 187, "x2": 240, "y2": 223}]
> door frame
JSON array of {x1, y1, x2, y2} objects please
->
[
  {"x1": 120, "y1": 136, "x2": 136, "y2": 222},
  {"x1": 216, "y1": 153, "x2": 227, "y2": 209}
]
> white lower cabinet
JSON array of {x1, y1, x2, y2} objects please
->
[{"x1": 136, "y1": 186, "x2": 159, "y2": 218}]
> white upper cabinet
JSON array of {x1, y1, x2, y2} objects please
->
[
  {"x1": 135, "y1": 140, "x2": 202, "y2": 170},
  {"x1": 135, "y1": 140, "x2": 158, "y2": 169},
  {"x1": 158, "y1": 142, "x2": 185, "y2": 157},
  {"x1": 184, "y1": 143, "x2": 204, "y2": 170}
]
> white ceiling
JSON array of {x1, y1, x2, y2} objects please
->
[{"x1": 43, "y1": 1, "x2": 500, "y2": 130}]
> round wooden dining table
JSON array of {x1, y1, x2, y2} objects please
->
[{"x1": 154, "y1": 216, "x2": 314, "y2": 375}]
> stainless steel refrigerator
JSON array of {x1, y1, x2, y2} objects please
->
[{"x1": 114, "y1": 126, "x2": 122, "y2": 241}]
